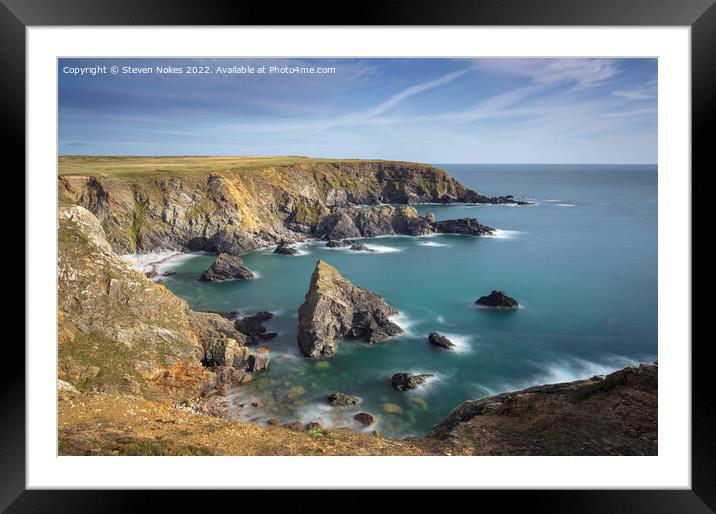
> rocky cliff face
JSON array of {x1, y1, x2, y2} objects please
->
[
  {"x1": 297, "y1": 260, "x2": 403, "y2": 357},
  {"x1": 58, "y1": 204, "x2": 257, "y2": 402},
  {"x1": 427, "y1": 363, "x2": 658, "y2": 455},
  {"x1": 58, "y1": 158, "x2": 511, "y2": 255}
]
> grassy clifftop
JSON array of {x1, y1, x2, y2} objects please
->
[{"x1": 58, "y1": 155, "x2": 433, "y2": 180}]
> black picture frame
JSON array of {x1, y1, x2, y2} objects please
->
[{"x1": 3, "y1": 0, "x2": 708, "y2": 510}]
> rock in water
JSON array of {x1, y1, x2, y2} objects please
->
[
  {"x1": 325, "y1": 239, "x2": 349, "y2": 248},
  {"x1": 428, "y1": 332, "x2": 455, "y2": 349},
  {"x1": 199, "y1": 253, "x2": 254, "y2": 282},
  {"x1": 391, "y1": 372, "x2": 434, "y2": 392},
  {"x1": 350, "y1": 243, "x2": 375, "y2": 252},
  {"x1": 432, "y1": 218, "x2": 494, "y2": 235},
  {"x1": 327, "y1": 392, "x2": 361, "y2": 407},
  {"x1": 274, "y1": 241, "x2": 299, "y2": 255},
  {"x1": 297, "y1": 260, "x2": 403, "y2": 357},
  {"x1": 475, "y1": 290, "x2": 519, "y2": 309},
  {"x1": 354, "y1": 412, "x2": 376, "y2": 426}
]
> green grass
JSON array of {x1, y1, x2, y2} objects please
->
[{"x1": 58, "y1": 155, "x2": 430, "y2": 180}]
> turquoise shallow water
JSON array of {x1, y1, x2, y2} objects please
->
[{"x1": 162, "y1": 164, "x2": 657, "y2": 437}]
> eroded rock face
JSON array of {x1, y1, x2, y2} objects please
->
[
  {"x1": 391, "y1": 372, "x2": 434, "y2": 392},
  {"x1": 428, "y1": 332, "x2": 455, "y2": 349},
  {"x1": 432, "y1": 218, "x2": 494, "y2": 235},
  {"x1": 57, "y1": 205, "x2": 250, "y2": 401},
  {"x1": 475, "y1": 290, "x2": 519, "y2": 309},
  {"x1": 199, "y1": 253, "x2": 254, "y2": 281},
  {"x1": 316, "y1": 205, "x2": 433, "y2": 240},
  {"x1": 297, "y1": 260, "x2": 403, "y2": 357}
]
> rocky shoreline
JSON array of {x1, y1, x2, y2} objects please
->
[{"x1": 57, "y1": 157, "x2": 655, "y2": 456}]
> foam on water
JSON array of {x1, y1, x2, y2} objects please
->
[
  {"x1": 484, "y1": 229, "x2": 523, "y2": 240},
  {"x1": 439, "y1": 333, "x2": 474, "y2": 353},
  {"x1": 419, "y1": 241, "x2": 450, "y2": 248},
  {"x1": 364, "y1": 244, "x2": 403, "y2": 253},
  {"x1": 119, "y1": 250, "x2": 182, "y2": 273},
  {"x1": 556, "y1": 203, "x2": 576, "y2": 207},
  {"x1": 390, "y1": 312, "x2": 418, "y2": 337}
]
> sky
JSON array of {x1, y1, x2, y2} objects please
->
[{"x1": 58, "y1": 58, "x2": 657, "y2": 164}]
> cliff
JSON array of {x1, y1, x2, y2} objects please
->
[
  {"x1": 58, "y1": 204, "x2": 258, "y2": 402},
  {"x1": 58, "y1": 156, "x2": 512, "y2": 255},
  {"x1": 427, "y1": 363, "x2": 658, "y2": 455}
]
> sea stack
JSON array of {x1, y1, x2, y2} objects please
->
[
  {"x1": 199, "y1": 253, "x2": 254, "y2": 281},
  {"x1": 475, "y1": 290, "x2": 519, "y2": 309},
  {"x1": 297, "y1": 260, "x2": 403, "y2": 357},
  {"x1": 428, "y1": 332, "x2": 455, "y2": 349},
  {"x1": 391, "y1": 372, "x2": 434, "y2": 392}
]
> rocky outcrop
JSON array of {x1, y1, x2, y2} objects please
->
[
  {"x1": 234, "y1": 311, "x2": 277, "y2": 343},
  {"x1": 428, "y1": 332, "x2": 455, "y2": 349},
  {"x1": 327, "y1": 392, "x2": 361, "y2": 407},
  {"x1": 274, "y1": 241, "x2": 299, "y2": 255},
  {"x1": 475, "y1": 290, "x2": 519, "y2": 308},
  {"x1": 199, "y1": 253, "x2": 254, "y2": 281},
  {"x1": 316, "y1": 205, "x2": 433, "y2": 240},
  {"x1": 350, "y1": 243, "x2": 374, "y2": 252},
  {"x1": 297, "y1": 260, "x2": 403, "y2": 357},
  {"x1": 58, "y1": 204, "x2": 251, "y2": 402},
  {"x1": 391, "y1": 372, "x2": 434, "y2": 391},
  {"x1": 432, "y1": 218, "x2": 494, "y2": 235},
  {"x1": 428, "y1": 364, "x2": 658, "y2": 456}
]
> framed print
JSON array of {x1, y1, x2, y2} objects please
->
[{"x1": 4, "y1": 0, "x2": 710, "y2": 509}]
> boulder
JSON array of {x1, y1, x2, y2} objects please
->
[
  {"x1": 297, "y1": 260, "x2": 403, "y2": 357},
  {"x1": 282, "y1": 421, "x2": 305, "y2": 431},
  {"x1": 475, "y1": 290, "x2": 519, "y2": 309},
  {"x1": 247, "y1": 352, "x2": 270, "y2": 372},
  {"x1": 199, "y1": 253, "x2": 254, "y2": 281},
  {"x1": 327, "y1": 392, "x2": 361, "y2": 407},
  {"x1": 428, "y1": 332, "x2": 455, "y2": 349},
  {"x1": 234, "y1": 313, "x2": 274, "y2": 343},
  {"x1": 162, "y1": 270, "x2": 177, "y2": 276},
  {"x1": 274, "y1": 241, "x2": 299, "y2": 255},
  {"x1": 354, "y1": 412, "x2": 376, "y2": 426},
  {"x1": 305, "y1": 421, "x2": 323, "y2": 431},
  {"x1": 431, "y1": 218, "x2": 494, "y2": 236},
  {"x1": 325, "y1": 239, "x2": 350, "y2": 248},
  {"x1": 350, "y1": 243, "x2": 375, "y2": 252},
  {"x1": 391, "y1": 372, "x2": 434, "y2": 392}
]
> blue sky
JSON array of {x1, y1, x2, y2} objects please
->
[{"x1": 58, "y1": 58, "x2": 657, "y2": 164}]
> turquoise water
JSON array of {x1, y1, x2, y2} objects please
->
[{"x1": 162, "y1": 164, "x2": 658, "y2": 437}]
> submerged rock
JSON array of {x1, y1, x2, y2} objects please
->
[
  {"x1": 354, "y1": 412, "x2": 376, "y2": 426},
  {"x1": 428, "y1": 332, "x2": 455, "y2": 349},
  {"x1": 162, "y1": 270, "x2": 177, "y2": 276},
  {"x1": 297, "y1": 260, "x2": 403, "y2": 357},
  {"x1": 475, "y1": 290, "x2": 519, "y2": 309},
  {"x1": 274, "y1": 241, "x2": 299, "y2": 255},
  {"x1": 350, "y1": 243, "x2": 375, "y2": 252},
  {"x1": 327, "y1": 392, "x2": 361, "y2": 407},
  {"x1": 431, "y1": 218, "x2": 494, "y2": 236},
  {"x1": 199, "y1": 253, "x2": 254, "y2": 282},
  {"x1": 325, "y1": 239, "x2": 350, "y2": 248},
  {"x1": 391, "y1": 372, "x2": 434, "y2": 392}
]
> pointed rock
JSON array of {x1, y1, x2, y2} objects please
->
[{"x1": 297, "y1": 260, "x2": 403, "y2": 357}]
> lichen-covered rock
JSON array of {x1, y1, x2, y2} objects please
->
[
  {"x1": 58, "y1": 204, "x2": 248, "y2": 402},
  {"x1": 475, "y1": 290, "x2": 519, "y2": 309},
  {"x1": 391, "y1": 372, "x2": 434, "y2": 392},
  {"x1": 199, "y1": 253, "x2": 254, "y2": 281},
  {"x1": 297, "y1": 260, "x2": 403, "y2": 357}
]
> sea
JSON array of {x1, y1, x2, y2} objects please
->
[{"x1": 155, "y1": 164, "x2": 658, "y2": 437}]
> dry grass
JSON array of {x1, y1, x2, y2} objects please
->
[{"x1": 58, "y1": 391, "x2": 442, "y2": 456}]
